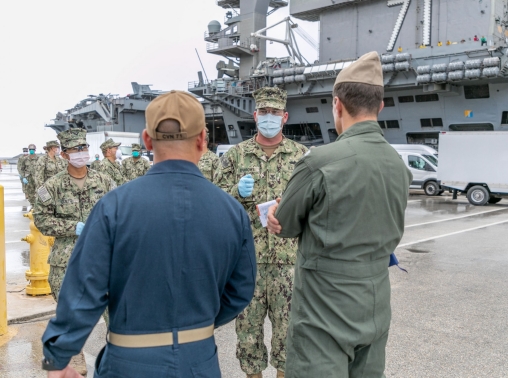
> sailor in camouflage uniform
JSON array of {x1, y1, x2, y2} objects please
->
[
  {"x1": 17, "y1": 147, "x2": 29, "y2": 195},
  {"x1": 99, "y1": 138, "x2": 126, "y2": 186},
  {"x1": 18, "y1": 143, "x2": 40, "y2": 206},
  {"x1": 34, "y1": 140, "x2": 67, "y2": 188},
  {"x1": 215, "y1": 87, "x2": 308, "y2": 378},
  {"x1": 122, "y1": 143, "x2": 151, "y2": 181},
  {"x1": 34, "y1": 129, "x2": 115, "y2": 301},
  {"x1": 198, "y1": 133, "x2": 220, "y2": 183},
  {"x1": 90, "y1": 153, "x2": 101, "y2": 170},
  {"x1": 33, "y1": 128, "x2": 115, "y2": 376}
]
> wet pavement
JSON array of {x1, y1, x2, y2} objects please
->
[{"x1": 1, "y1": 170, "x2": 507, "y2": 377}]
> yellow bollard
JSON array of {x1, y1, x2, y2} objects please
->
[
  {"x1": 0, "y1": 185, "x2": 7, "y2": 335},
  {"x1": 21, "y1": 211, "x2": 53, "y2": 296}
]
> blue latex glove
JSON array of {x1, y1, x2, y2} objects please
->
[
  {"x1": 22, "y1": 178, "x2": 28, "y2": 184},
  {"x1": 76, "y1": 222, "x2": 85, "y2": 236},
  {"x1": 238, "y1": 174, "x2": 255, "y2": 198},
  {"x1": 18, "y1": 174, "x2": 22, "y2": 179}
]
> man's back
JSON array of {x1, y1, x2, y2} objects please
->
[
  {"x1": 105, "y1": 160, "x2": 255, "y2": 331},
  {"x1": 42, "y1": 160, "x2": 256, "y2": 377},
  {"x1": 281, "y1": 121, "x2": 412, "y2": 264}
]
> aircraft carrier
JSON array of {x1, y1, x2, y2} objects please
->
[
  {"x1": 45, "y1": 0, "x2": 508, "y2": 150},
  {"x1": 188, "y1": 0, "x2": 508, "y2": 149}
]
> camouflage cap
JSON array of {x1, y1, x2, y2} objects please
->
[
  {"x1": 28, "y1": 144, "x2": 36, "y2": 150},
  {"x1": 22, "y1": 147, "x2": 28, "y2": 152},
  {"x1": 46, "y1": 140, "x2": 60, "y2": 148},
  {"x1": 253, "y1": 86, "x2": 287, "y2": 110},
  {"x1": 131, "y1": 143, "x2": 142, "y2": 151},
  {"x1": 57, "y1": 129, "x2": 87, "y2": 149},
  {"x1": 100, "y1": 138, "x2": 121, "y2": 150}
]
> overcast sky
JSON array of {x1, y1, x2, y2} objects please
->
[{"x1": 0, "y1": 0, "x2": 318, "y2": 158}]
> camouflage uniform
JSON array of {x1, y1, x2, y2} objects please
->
[
  {"x1": 198, "y1": 150, "x2": 220, "y2": 183},
  {"x1": 122, "y1": 157, "x2": 150, "y2": 181},
  {"x1": 34, "y1": 149, "x2": 67, "y2": 188},
  {"x1": 17, "y1": 152, "x2": 28, "y2": 194},
  {"x1": 100, "y1": 158, "x2": 126, "y2": 186},
  {"x1": 20, "y1": 154, "x2": 40, "y2": 205},
  {"x1": 90, "y1": 159, "x2": 101, "y2": 170},
  {"x1": 215, "y1": 134, "x2": 307, "y2": 374}
]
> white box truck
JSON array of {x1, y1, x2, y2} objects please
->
[
  {"x1": 86, "y1": 131, "x2": 141, "y2": 165},
  {"x1": 437, "y1": 131, "x2": 508, "y2": 205}
]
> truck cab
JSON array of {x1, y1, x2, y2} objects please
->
[{"x1": 398, "y1": 152, "x2": 441, "y2": 196}]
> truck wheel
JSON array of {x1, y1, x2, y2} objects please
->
[
  {"x1": 488, "y1": 197, "x2": 502, "y2": 204},
  {"x1": 466, "y1": 185, "x2": 489, "y2": 206},
  {"x1": 424, "y1": 181, "x2": 439, "y2": 196}
]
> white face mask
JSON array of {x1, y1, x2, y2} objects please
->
[
  {"x1": 68, "y1": 151, "x2": 89, "y2": 168},
  {"x1": 116, "y1": 149, "x2": 122, "y2": 160},
  {"x1": 55, "y1": 148, "x2": 61, "y2": 155},
  {"x1": 257, "y1": 114, "x2": 283, "y2": 139}
]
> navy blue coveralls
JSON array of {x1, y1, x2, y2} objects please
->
[{"x1": 41, "y1": 160, "x2": 257, "y2": 377}]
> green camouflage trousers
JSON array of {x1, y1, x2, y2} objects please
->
[
  {"x1": 25, "y1": 177, "x2": 37, "y2": 205},
  {"x1": 236, "y1": 263, "x2": 294, "y2": 374},
  {"x1": 48, "y1": 265, "x2": 109, "y2": 327}
]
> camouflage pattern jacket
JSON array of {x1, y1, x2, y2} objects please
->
[
  {"x1": 215, "y1": 135, "x2": 308, "y2": 264},
  {"x1": 122, "y1": 156, "x2": 150, "y2": 181},
  {"x1": 90, "y1": 160, "x2": 101, "y2": 171},
  {"x1": 34, "y1": 155, "x2": 67, "y2": 188},
  {"x1": 99, "y1": 158, "x2": 126, "y2": 186},
  {"x1": 34, "y1": 169, "x2": 115, "y2": 268},
  {"x1": 198, "y1": 150, "x2": 220, "y2": 183},
  {"x1": 18, "y1": 155, "x2": 39, "y2": 180}
]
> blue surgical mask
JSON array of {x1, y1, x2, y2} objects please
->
[
  {"x1": 132, "y1": 151, "x2": 140, "y2": 158},
  {"x1": 95, "y1": 157, "x2": 99, "y2": 161},
  {"x1": 257, "y1": 114, "x2": 283, "y2": 139},
  {"x1": 29, "y1": 150, "x2": 35, "y2": 155}
]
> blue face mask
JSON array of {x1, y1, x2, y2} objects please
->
[
  {"x1": 132, "y1": 151, "x2": 140, "y2": 158},
  {"x1": 257, "y1": 114, "x2": 283, "y2": 139},
  {"x1": 29, "y1": 150, "x2": 35, "y2": 155},
  {"x1": 95, "y1": 157, "x2": 99, "y2": 161}
]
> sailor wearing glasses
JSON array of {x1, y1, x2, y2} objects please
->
[
  {"x1": 33, "y1": 128, "x2": 115, "y2": 376},
  {"x1": 215, "y1": 86, "x2": 308, "y2": 378}
]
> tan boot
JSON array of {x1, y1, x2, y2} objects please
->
[
  {"x1": 247, "y1": 373, "x2": 263, "y2": 378},
  {"x1": 69, "y1": 351, "x2": 88, "y2": 376},
  {"x1": 276, "y1": 370, "x2": 285, "y2": 378}
]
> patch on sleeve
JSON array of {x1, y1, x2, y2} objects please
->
[
  {"x1": 37, "y1": 186, "x2": 52, "y2": 203},
  {"x1": 220, "y1": 155, "x2": 230, "y2": 168}
]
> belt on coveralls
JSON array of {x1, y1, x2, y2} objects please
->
[{"x1": 108, "y1": 324, "x2": 214, "y2": 348}]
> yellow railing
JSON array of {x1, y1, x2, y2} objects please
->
[{"x1": 0, "y1": 185, "x2": 7, "y2": 335}]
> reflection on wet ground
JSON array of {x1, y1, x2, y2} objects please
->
[{"x1": 1, "y1": 176, "x2": 507, "y2": 377}]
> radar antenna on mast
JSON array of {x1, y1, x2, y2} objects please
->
[{"x1": 251, "y1": 17, "x2": 313, "y2": 65}]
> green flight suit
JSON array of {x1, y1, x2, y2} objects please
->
[
  {"x1": 275, "y1": 121, "x2": 412, "y2": 378},
  {"x1": 215, "y1": 135, "x2": 308, "y2": 374}
]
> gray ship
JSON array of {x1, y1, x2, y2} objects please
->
[{"x1": 188, "y1": 0, "x2": 508, "y2": 150}]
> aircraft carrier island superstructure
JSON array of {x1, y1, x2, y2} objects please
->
[{"x1": 189, "y1": 0, "x2": 508, "y2": 149}]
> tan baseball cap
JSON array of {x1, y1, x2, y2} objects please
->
[
  {"x1": 145, "y1": 90, "x2": 205, "y2": 140},
  {"x1": 334, "y1": 51, "x2": 383, "y2": 87}
]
